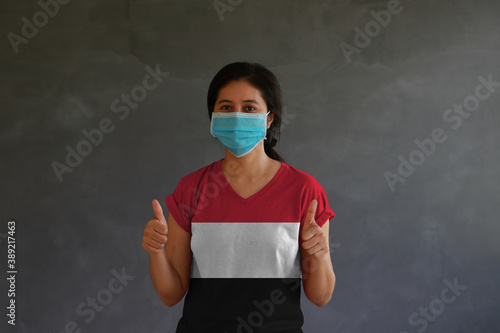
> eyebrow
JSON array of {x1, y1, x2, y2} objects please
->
[{"x1": 216, "y1": 99, "x2": 261, "y2": 105}]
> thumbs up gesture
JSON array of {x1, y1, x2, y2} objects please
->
[
  {"x1": 142, "y1": 199, "x2": 169, "y2": 254},
  {"x1": 301, "y1": 200, "x2": 329, "y2": 258}
]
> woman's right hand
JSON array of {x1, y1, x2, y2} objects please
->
[{"x1": 142, "y1": 199, "x2": 169, "y2": 254}]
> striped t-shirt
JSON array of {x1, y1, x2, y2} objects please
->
[{"x1": 165, "y1": 158, "x2": 335, "y2": 333}]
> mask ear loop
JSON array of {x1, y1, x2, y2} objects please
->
[{"x1": 264, "y1": 110, "x2": 272, "y2": 140}]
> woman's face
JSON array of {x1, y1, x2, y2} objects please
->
[
  {"x1": 214, "y1": 80, "x2": 268, "y2": 114},
  {"x1": 214, "y1": 79, "x2": 274, "y2": 128}
]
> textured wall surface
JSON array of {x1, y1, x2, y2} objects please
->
[{"x1": 1, "y1": 0, "x2": 499, "y2": 332}]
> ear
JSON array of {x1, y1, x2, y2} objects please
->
[{"x1": 267, "y1": 110, "x2": 274, "y2": 129}]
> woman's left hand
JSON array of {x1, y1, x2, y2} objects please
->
[{"x1": 300, "y1": 199, "x2": 329, "y2": 259}]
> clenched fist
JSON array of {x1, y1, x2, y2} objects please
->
[{"x1": 142, "y1": 199, "x2": 168, "y2": 254}]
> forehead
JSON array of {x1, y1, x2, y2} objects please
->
[{"x1": 217, "y1": 80, "x2": 264, "y2": 102}]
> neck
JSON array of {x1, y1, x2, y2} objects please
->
[{"x1": 222, "y1": 144, "x2": 273, "y2": 181}]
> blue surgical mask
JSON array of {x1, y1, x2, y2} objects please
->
[{"x1": 210, "y1": 111, "x2": 270, "y2": 157}]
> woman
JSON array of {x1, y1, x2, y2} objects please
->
[{"x1": 142, "y1": 62, "x2": 336, "y2": 333}]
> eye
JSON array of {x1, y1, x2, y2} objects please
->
[
  {"x1": 245, "y1": 106, "x2": 257, "y2": 112},
  {"x1": 220, "y1": 105, "x2": 232, "y2": 111}
]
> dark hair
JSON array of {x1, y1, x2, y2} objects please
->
[{"x1": 207, "y1": 62, "x2": 285, "y2": 162}]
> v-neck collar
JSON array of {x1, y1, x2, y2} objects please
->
[{"x1": 216, "y1": 158, "x2": 286, "y2": 204}]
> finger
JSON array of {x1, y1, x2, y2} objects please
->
[
  {"x1": 311, "y1": 247, "x2": 329, "y2": 258},
  {"x1": 150, "y1": 219, "x2": 168, "y2": 235},
  {"x1": 148, "y1": 228, "x2": 168, "y2": 244},
  {"x1": 304, "y1": 199, "x2": 318, "y2": 228},
  {"x1": 152, "y1": 199, "x2": 166, "y2": 224},
  {"x1": 301, "y1": 237, "x2": 319, "y2": 250},
  {"x1": 302, "y1": 225, "x2": 325, "y2": 246},
  {"x1": 301, "y1": 222, "x2": 317, "y2": 241},
  {"x1": 303, "y1": 241, "x2": 327, "y2": 258},
  {"x1": 143, "y1": 241, "x2": 164, "y2": 254},
  {"x1": 145, "y1": 235, "x2": 167, "y2": 249}
]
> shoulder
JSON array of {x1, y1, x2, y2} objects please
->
[
  {"x1": 175, "y1": 159, "x2": 221, "y2": 189},
  {"x1": 282, "y1": 162, "x2": 324, "y2": 189}
]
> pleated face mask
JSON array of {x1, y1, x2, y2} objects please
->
[{"x1": 210, "y1": 111, "x2": 270, "y2": 157}]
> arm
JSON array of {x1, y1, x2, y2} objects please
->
[
  {"x1": 143, "y1": 200, "x2": 192, "y2": 307},
  {"x1": 300, "y1": 201, "x2": 336, "y2": 307}
]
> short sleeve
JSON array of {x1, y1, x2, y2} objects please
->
[
  {"x1": 165, "y1": 177, "x2": 194, "y2": 234},
  {"x1": 299, "y1": 175, "x2": 335, "y2": 235}
]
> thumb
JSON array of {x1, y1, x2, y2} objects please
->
[
  {"x1": 152, "y1": 199, "x2": 166, "y2": 224},
  {"x1": 305, "y1": 199, "x2": 318, "y2": 228}
]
